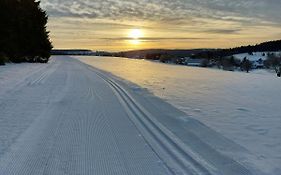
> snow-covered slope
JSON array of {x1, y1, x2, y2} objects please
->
[
  {"x1": 233, "y1": 52, "x2": 281, "y2": 61},
  {"x1": 77, "y1": 56, "x2": 281, "y2": 175}
]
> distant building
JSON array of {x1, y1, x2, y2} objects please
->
[{"x1": 185, "y1": 58, "x2": 205, "y2": 66}]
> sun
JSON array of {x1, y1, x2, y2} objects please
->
[{"x1": 129, "y1": 29, "x2": 143, "y2": 39}]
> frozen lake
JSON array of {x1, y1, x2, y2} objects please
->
[{"x1": 77, "y1": 56, "x2": 281, "y2": 174}]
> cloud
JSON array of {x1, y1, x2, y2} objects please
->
[
  {"x1": 41, "y1": 0, "x2": 281, "y2": 26},
  {"x1": 204, "y1": 29, "x2": 241, "y2": 34},
  {"x1": 41, "y1": 0, "x2": 281, "y2": 50}
]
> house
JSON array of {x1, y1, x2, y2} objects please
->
[{"x1": 185, "y1": 58, "x2": 206, "y2": 66}]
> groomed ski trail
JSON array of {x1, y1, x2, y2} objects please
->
[{"x1": 0, "y1": 56, "x2": 255, "y2": 175}]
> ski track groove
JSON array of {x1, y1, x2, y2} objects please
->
[
  {"x1": 41, "y1": 108, "x2": 68, "y2": 175},
  {"x1": 93, "y1": 70, "x2": 214, "y2": 175},
  {"x1": 83, "y1": 61, "x2": 253, "y2": 175},
  {"x1": 0, "y1": 57, "x2": 172, "y2": 175},
  {"x1": 0, "y1": 61, "x2": 64, "y2": 159},
  {"x1": 0, "y1": 60, "x2": 56, "y2": 106},
  {"x1": 0, "y1": 56, "x2": 255, "y2": 175},
  {"x1": 80, "y1": 68, "x2": 164, "y2": 175},
  {"x1": 28, "y1": 60, "x2": 59, "y2": 86}
]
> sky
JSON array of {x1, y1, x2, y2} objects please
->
[{"x1": 41, "y1": 0, "x2": 281, "y2": 51}]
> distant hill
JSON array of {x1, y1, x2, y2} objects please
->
[
  {"x1": 113, "y1": 49, "x2": 214, "y2": 59},
  {"x1": 51, "y1": 40, "x2": 280, "y2": 59},
  {"x1": 51, "y1": 49, "x2": 114, "y2": 56},
  {"x1": 227, "y1": 40, "x2": 281, "y2": 54},
  {"x1": 113, "y1": 40, "x2": 281, "y2": 60},
  {"x1": 51, "y1": 49, "x2": 95, "y2": 55},
  {"x1": 194, "y1": 40, "x2": 281, "y2": 59}
]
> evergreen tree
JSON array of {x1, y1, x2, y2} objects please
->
[
  {"x1": 0, "y1": 0, "x2": 52, "y2": 63},
  {"x1": 0, "y1": 53, "x2": 6, "y2": 65},
  {"x1": 241, "y1": 58, "x2": 252, "y2": 73},
  {"x1": 277, "y1": 67, "x2": 281, "y2": 77}
]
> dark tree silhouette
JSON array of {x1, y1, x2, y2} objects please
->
[
  {"x1": 264, "y1": 54, "x2": 281, "y2": 69},
  {"x1": 193, "y1": 40, "x2": 281, "y2": 60},
  {"x1": 277, "y1": 67, "x2": 281, "y2": 77},
  {"x1": 0, "y1": 53, "x2": 6, "y2": 65},
  {"x1": 241, "y1": 58, "x2": 252, "y2": 73},
  {"x1": 0, "y1": 0, "x2": 52, "y2": 63}
]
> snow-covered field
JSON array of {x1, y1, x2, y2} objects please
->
[{"x1": 77, "y1": 56, "x2": 281, "y2": 175}]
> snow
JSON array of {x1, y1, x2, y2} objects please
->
[
  {"x1": 77, "y1": 56, "x2": 281, "y2": 175},
  {"x1": 0, "y1": 57, "x2": 171, "y2": 174},
  {"x1": 3, "y1": 56, "x2": 261, "y2": 175},
  {"x1": 233, "y1": 52, "x2": 281, "y2": 61},
  {"x1": 1, "y1": 56, "x2": 280, "y2": 174}
]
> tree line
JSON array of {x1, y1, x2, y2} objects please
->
[
  {"x1": 0, "y1": 0, "x2": 52, "y2": 65},
  {"x1": 192, "y1": 40, "x2": 281, "y2": 74},
  {"x1": 140, "y1": 40, "x2": 281, "y2": 75},
  {"x1": 193, "y1": 40, "x2": 281, "y2": 59}
]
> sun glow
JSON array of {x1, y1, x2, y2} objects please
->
[
  {"x1": 129, "y1": 39, "x2": 141, "y2": 45},
  {"x1": 129, "y1": 29, "x2": 143, "y2": 39},
  {"x1": 128, "y1": 29, "x2": 143, "y2": 45}
]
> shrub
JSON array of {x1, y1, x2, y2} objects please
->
[
  {"x1": 201, "y1": 59, "x2": 210, "y2": 67},
  {"x1": 241, "y1": 58, "x2": 252, "y2": 73},
  {"x1": 264, "y1": 54, "x2": 281, "y2": 69},
  {"x1": 159, "y1": 54, "x2": 172, "y2": 63},
  {"x1": 277, "y1": 67, "x2": 281, "y2": 77}
]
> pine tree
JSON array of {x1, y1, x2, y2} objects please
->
[
  {"x1": 0, "y1": 0, "x2": 52, "y2": 63},
  {"x1": 0, "y1": 53, "x2": 6, "y2": 65},
  {"x1": 241, "y1": 58, "x2": 252, "y2": 73},
  {"x1": 0, "y1": 0, "x2": 12, "y2": 59}
]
